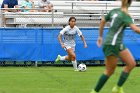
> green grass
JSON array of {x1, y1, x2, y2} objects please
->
[{"x1": 0, "y1": 66, "x2": 139, "y2": 93}]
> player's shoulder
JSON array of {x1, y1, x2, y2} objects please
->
[
  {"x1": 74, "y1": 26, "x2": 80, "y2": 30},
  {"x1": 65, "y1": 25, "x2": 70, "y2": 28},
  {"x1": 64, "y1": 25, "x2": 70, "y2": 30},
  {"x1": 122, "y1": 11, "x2": 132, "y2": 19},
  {"x1": 109, "y1": 8, "x2": 120, "y2": 13},
  {"x1": 113, "y1": 8, "x2": 120, "y2": 11}
]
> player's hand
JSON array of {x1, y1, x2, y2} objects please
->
[
  {"x1": 61, "y1": 44, "x2": 65, "y2": 48},
  {"x1": 97, "y1": 37, "x2": 103, "y2": 47},
  {"x1": 84, "y1": 43, "x2": 88, "y2": 48}
]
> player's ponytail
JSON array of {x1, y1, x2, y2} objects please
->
[{"x1": 122, "y1": 0, "x2": 132, "y2": 8}]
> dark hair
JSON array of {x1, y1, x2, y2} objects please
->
[
  {"x1": 122, "y1": 0, "x2": 132, "y2": 7},
  {"x1": 63, "y1": 24, "x2": 66, "y2": 28},
  {"x1": 69, "y1": 17, "x2": 76, "y2": 22},
  {"x1": 128, "y1": 0, "x2": 132, "y2": 6}
]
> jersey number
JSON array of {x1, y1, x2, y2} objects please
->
[{"x1": 111, "y1": 13, "x2": 118, "y2": 27}]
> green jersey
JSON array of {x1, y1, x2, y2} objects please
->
[{"x1": 104, "y1": 8, "x2": 134, "y2": 45}]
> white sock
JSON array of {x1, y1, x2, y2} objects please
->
[
  {"x1": 60, "y1": 56, "x2": 66, "y2": 61},
  {"x1": 72, "y1": 60, "x2": 77, "y2": 70}
]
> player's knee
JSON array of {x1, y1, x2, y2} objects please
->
[
  {"x1": 71, "y1": 54, "x2": 76, "y2": 61},
  {"x1": 127, "y1": 61, "x2": 136, "y2": 69},
  {"x1": 105, "y1": 69, "x2": 115, "y2": 76},
  {"x1": 131, "y1": 61, "x2": 136, "y2": 69},
  {"x1": 67, "y1": 55, "x2": 71, "y2": 61}
]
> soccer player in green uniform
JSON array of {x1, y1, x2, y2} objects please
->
[{"x1": 90, "y1": 0, "x2": 140, "y2": 93}]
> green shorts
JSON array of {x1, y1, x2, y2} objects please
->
[{"x1": 103, "y1": 44, "x2": 127, "y2": 57}]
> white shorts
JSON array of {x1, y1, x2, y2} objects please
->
[{"x1": 64, "y1": 45, "x2": 75, "y2": 52}]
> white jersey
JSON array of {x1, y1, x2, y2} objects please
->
[{"x1": 60, "y1": 25, "x2": 82, "y2": 47}]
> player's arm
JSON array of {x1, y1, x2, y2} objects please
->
[
  {"x1": 129, "y1": 24, "x2": 140, "y2": 34},
  {"x1": 58, "y1": 33, "x2": 65, "y2": 48},
  {"x1": 97, "y1": 10, "x2": 111, "y2": 47},
  {"x1": 58, "y1": 27, "x2": 67, "y2": 48},
  {"x1": 97, "y1": 17, "x2": 106, "y2": 47},
  {"x1": 99, "y1": 17, "x2": 106, "y2": 37},
  {"x1": 125, "y1": 14, "x2": 140, "y2": 34},
  {"x1": 80, "y1": 35, "x2": 87, "y2": 48},
  {"x1": 76, "y1": 27, "x2": 87, "y2": 48}
]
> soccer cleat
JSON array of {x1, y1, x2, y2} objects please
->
[
  {"x1": 55, "y1": 55, "x2": 61, "y2": 63},
  {"x1": 90, "y1": 90, "x2": 97, "y2": 93},
  {"x1": 112, "y1": 86, "x2": 124, "y2": 93}
]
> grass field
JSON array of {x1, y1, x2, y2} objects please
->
[{"x1": 0, "y1": 66, "x2": 139, "y2": 93}]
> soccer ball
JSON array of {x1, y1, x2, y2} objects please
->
[{"x1": 78, "y1": 63, "x2": 87, "y2": 71}]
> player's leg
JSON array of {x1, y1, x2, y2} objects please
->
[
  {"x1": 66, "y1": 48, "x2": 78, "y2": 71},
  {"x1": 112, "y1": 49, "x2": 136, "y2": 93},
  {"x1": 55, "y1": 54, "x2": 69, "y2": 63},
  {"x1": 55, "y1": 46, "x2": 72, "y2": 62},
  {"x1": 59, "y1": 46, "x2": 78, "y2": 71},
  {"x1": 91, "y1": 56, "x2": 118, "y2": 93},
  {"x1": 119, "y1": 49, "x2": 136, "y2": 73},
  {"x1": 55, "y1": 46, "x2": 78, "y2": 71},
  {"x1": 55, "y1": 55, "x2": 70, "y2": 61}
]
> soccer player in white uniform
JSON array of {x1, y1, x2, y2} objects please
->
[{"x1": 55, "y1": 17, "x2": 87, "y2": 71}]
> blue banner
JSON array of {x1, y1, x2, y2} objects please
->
[{"x1": 0, "y1": 28, "x2": 139, "y2": 61}]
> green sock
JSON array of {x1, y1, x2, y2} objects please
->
[
  {"x1": 117, "y1": 71, "x2": 129, "y2": 87},
  {"x1": 94, "y1": 74, "x2": 109, "y2": 92}
]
